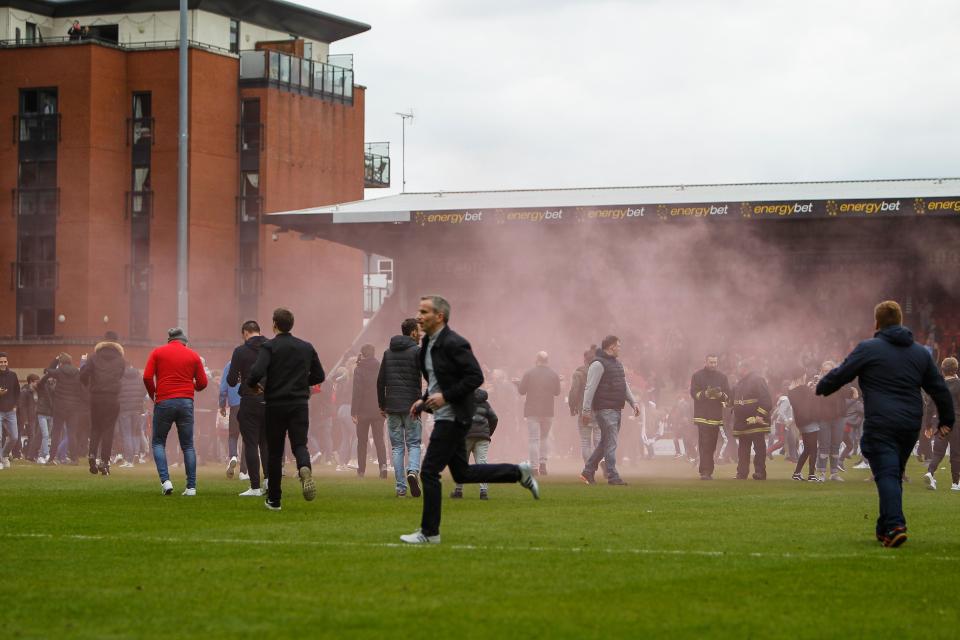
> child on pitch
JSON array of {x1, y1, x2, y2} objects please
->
[{"x1": 450, "y1": 387, "x2": 498, "y2": 500}]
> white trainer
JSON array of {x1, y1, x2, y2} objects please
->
[
  {"x1": 854, "y1": 460, "x2": 870, "y2": 469},
  {"x1": 182, "y1": 487, "x2": 197, "y2": 496},
  {"x1": 161, "y1": 480, "x2": 174, "y2": 495},
  {"x1": 518, "y1": 463, "x2": 540, "y2": 499},
  {"x1": 239, "y1": 471, "x2": 250, "y2": 481},
  {"x1": 239, "y1": 487, "x2": 263, "y2": 497},
  {"x1": 952, "y1": 482, "x2": 960, "y2": 491},
  {"x1": 2, "y1": 457, "x2": 11, "y2": 469},
  {"x1": 400, "y1": 529, "x2": 440, "y2": 545},
  {"x1": 226, "y1": 456, "x2": 238, "y2": 479},
  {"x1": 924, "y1": 472, "x2": 937, "y2": 491}
]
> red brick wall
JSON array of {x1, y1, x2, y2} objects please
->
[{"x1": 0, "y1": 44, "x2": 365, "y2": 371}]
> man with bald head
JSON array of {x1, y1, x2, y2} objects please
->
[{"x1": 516, "y1": 351, "x2": 561, "y2": 475}]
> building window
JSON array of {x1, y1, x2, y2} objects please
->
[
  {"x1": 25, "y1": 22, "x2": 37, "y2": 43},
  {"x1": 229, "y1": 19, "x2": 240, "y2": 54},
  {"x1": 130, "y1": 91, "x2": 152, "y2": 337}
]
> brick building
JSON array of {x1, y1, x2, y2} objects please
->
[{"x1": 0, "y1": 0, "x2": 388, "y2": 370}]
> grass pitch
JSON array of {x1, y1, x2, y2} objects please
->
[{"x1": 2, "y1": 457, "x2": 959, "y2": 639}]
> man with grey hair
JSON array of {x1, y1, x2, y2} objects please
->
[
  {"x1": 400, "y1": 295, "x2": 539, "y2": 545},
  {"x1": 515, "y1": 351, "x2": 561, "y2": 475}
]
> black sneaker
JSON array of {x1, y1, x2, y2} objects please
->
[
  {"x1": 264, "y1": 499, "x2": 281, "y2": 511},
  {"x1": 98, "y1": 461, "x2": 110, "y2": 476},
  {"x1": 792, "y1": 472, "x2": 805, "y2": 481},
  {"x1": 808, "y1": 474, "x2": 820, "y2": 482},
  {"x1": 88, "y1": 457, "x2": 98, "y2": 475},
  {"x1": 406, "y1": 470, "x2": 421, "y2": 498},
  {"x1": 479, "y1": 489, "x2": 488, "y2": 500},
  {"x1": 608, "y1": 478, "x2": 628, "y2": 486},
  {"x1": 449, "y1": 489, "x2": 463, "y2": 499},
  {"x1": 579, "y1": 471, "x2": 596, "y2": 485},
  {"x1": 880, "y1": 526, "x2": 908, "y2": 548}
]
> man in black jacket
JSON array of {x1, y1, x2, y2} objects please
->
[
  {"x1": 377, "y1": 318, "x2": 423, "y2": 497},
  {"x1": 79, "y1": 332, "x2": 126, "y2": 475},
  {"x1": 400, "y1": 295, "x2": 539, "y2": 544},
  {"x1": 689, "y1": 354, "x2": 731, "y2": 480},
  {"x1": 42, "y1": 354, "x2": 85, "y2": 464},
  {"x1": 817, "y1": 301, "x2": 954, "y2": 547},
  {"x1": 352, "y1": 343, "x2": 388, "y2": 479},
  {"x1": 228, "y1": 320, "x2": 270, "y2": 496},
  {"x1": 516, "y1": 352, "x2": 561, "y2": 476},
  {"x1": 248, "y1": 308, "x2": 325, "y2": 511}
]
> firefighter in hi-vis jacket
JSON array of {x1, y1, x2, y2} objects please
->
[
  {"x1": 732, "y1": 358, "x2": 773, "y2": 480},
  {"x1": 690, "y1": 354, "x2": 731, "y2": 480}
]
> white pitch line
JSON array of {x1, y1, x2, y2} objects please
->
[{"x1": 1, "y1": 532, "x2": 955, "y2": 562}]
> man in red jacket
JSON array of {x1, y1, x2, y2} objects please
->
[{"x1": 143, "y1": 328, "x2": 208, "y2": 495}]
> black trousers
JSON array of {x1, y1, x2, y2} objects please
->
[
  {"x1": 697, "y1": 425, "x2": 720, "y2": 476},
  {"x1": 794, "y1": 431, "x2": 819, "y2": 476},
  {"x1": 89, "y1": 399, "x2": 119, "y2": 462},
  {"x1": 736, "y1": 432, "x2": 767, "y2": 479},
  {"x1": 420, "y1": 419, "x2": 520, "y2": 537},
  {"x1": 355, "y1": 416, "x2": 387, "y2": 475},
  {"x1": 265, "y1": 403, "x2": 311, "y2": 505},
  {"x1": 239, "y1": 397, "x2": 269, "y2": 488}
]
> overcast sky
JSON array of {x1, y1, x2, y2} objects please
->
[{"x1": 306, "y1": 0, "x2": 960, "y2": 196}]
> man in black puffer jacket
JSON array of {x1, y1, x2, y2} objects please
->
[
  {"x1": 43, "y1": 353, "x2": 86, "y2": 464},
  {"x1": 80, "y1": 331, "x2": 126, "y2": 475},
  {"x1": 817, "y1": 301, "x2": 954, "y2": 548},
  {"x1": 378, "y1": 318, "x2": 423, "y2": 497}
]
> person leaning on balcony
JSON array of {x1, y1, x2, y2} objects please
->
[{"x1": 68, "y1": 20, "x2": 82, "y2": 40}]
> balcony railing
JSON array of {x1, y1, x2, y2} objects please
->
[
  {"x1": 239, "y1": 50, "x2": 354, "y2": 103},
  {"x1": 126, "y1": 190, "x2": 153, "y2": 219},
  {"x1": 11, "y1": 261, "x2": 58, "y2": 290},
  {"x1": 127, "y1": 117, "x2": 155, "y2": 146},
  {"x1": 14, "y1": 114, "x2": 60, "y2": 144},
  {"x1": 364, "y1": 142, "x2": 391, "y2": 188},
  {"x1": 0, "y1": 36, "x2": 232, "y2": 56},
  {"x1": 237, "y1": 122, "x2": 264, "y2": 153},
  {"x1": 12, "y1": 188, "x2": 59, "y2": 217}
]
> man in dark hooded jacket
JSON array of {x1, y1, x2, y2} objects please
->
[
  {"x1": 352, "y1": 343, "x2": 387, "y2": 479},
  {"x1": 42, "y1": 353, "x2": 86, "y2": 463},
  {"x1": 227, "y1": 320, "x2": 270, "y2": 496},
  {"x1": 817, "y1": 301, "x2": 954, "y2": 547},
  {"x1": 378, "y1": 318, "x2": 423, "y2": 497},
  {"x1": 80, "y1": 331, "x2": 126, "y2": 475}
]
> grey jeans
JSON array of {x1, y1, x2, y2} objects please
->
[
  {"x1": 583, "y1": 409, "x2": 622, "y2": 480},
  {"x1": 578, "y1": 417, "x2": 601, "y2": 463},
  {"x1": 455, "y1": 437, "x2": 490, "y2": 492},
  {"x1": 816, "y1": 418, "x2": 845, "y2": 473},
  {"x1": 526, "y1": 417, "x2": 553, "y2": 465}
]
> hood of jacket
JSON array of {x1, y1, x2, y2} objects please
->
[
  {"x1": 877, "y1": 325, "x2": 914, "y2": 347},
  {"x1": 357, "y1": 355, "x2": 380, "y2": 373},
  {"x1": 474, "y1": 388, "x2": 489, "y2": 403},
  {"x1": 94, "y1": 341, "x2": 125, "y2": 357},
  {"x1": 389, "y1": 335, "x2": 418, "y2": 352}
]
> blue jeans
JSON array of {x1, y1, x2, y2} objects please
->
[
  {"x1": 37, "y1": 414, "x2": 52, "y2": 459},
  {"x1": 118, "y1": 412, "x2": 141, "y2": 462},
  {"x1": 861, "y1": 428, "x2": 920, "y2": 535},
  {"x1": 386, "y1": 413, "x2": 422, "y2": 492},
  {"x1": 152, "y1": 399, "x2": 196, "y2": 488},
  {"x1": 583, "y1": 409, "x2": 622, "y2": 481},
  {"x1": 0, "y1": 410, "x2": 18, "y2": 458},
  {"x1": 578, "y1": 416, "x2": 601, "y2": 463}
]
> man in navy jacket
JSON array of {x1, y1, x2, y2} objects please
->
[{"x1": 816, "y1": 300, "x2": 954, "y2": 547}]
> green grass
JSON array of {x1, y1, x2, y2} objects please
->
[{"x1": 2, "y1": 457, "x2": 959, "y2": 639}]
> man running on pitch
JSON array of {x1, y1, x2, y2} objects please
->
[{"x1": 400, "y1": 295, "x2": 539, "y2": 545}]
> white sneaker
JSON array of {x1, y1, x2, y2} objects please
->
[
  {"x1": 239, "y1": 471, "x2": 250, "y2": 481},
  {"x1": 924, "y1": 472, "x2": 937, "y2": 491},
  {"x1": 161, "y1": 480, "x2": 174, "y2": 495},
  {"x1": 853, "y1": 460, "x2": 870, "y2": 469},
  {"x1": 226, "y1": 456, "x2": 238, "y2": 479},
  {"x1": 400, "y1": 529, "x2": 440, "y2": 545},
  {"x1": 182, "y1": 488, "x2": 196, "y2": 496},
  {"x1": 2, "y1": 457, "x2": 11, "y2": 469},
  {"x1": 518, "y1": 463, "x2": 540, "y2": 499},
  {"x1": 951, "y1": 482, "x2": 960, "y2": 491},
  {"x1": 239, "y1": 487, "x2": 264, "y2": 496},
  {"x1": 119, "y1": 461, "x2": 133, "y2": 469}
]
